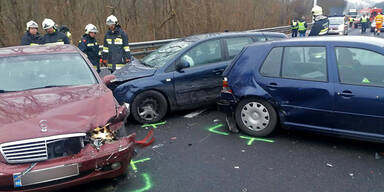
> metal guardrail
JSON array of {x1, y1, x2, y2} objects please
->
[{"x1": 125, "y1": 23, "x2": 313, "y2": 57}]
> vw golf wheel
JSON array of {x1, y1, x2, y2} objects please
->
[{"x1": 235, "y1": 98, "x2": 277, "y2": 137}]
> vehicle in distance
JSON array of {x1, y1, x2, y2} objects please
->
[
  {"x1": 328, "y1": 16, "x2": 348, "y2": 35},
  {"x1": 0, "y1": 45, "x2": 135, "y2": 191},
  {"x1": 106, "y1": 32, "x2": 287, "y2": 124},
  {"x1": 218, "y1": 36, "x2": 384, "y2": 143}
]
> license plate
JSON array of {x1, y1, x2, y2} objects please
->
[{"x1": 13, "y1": 163, "x2": 79, "y2": 188}]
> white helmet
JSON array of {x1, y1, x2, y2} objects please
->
[
  {"x1": 106, "y1": 15, "x2": 118, "y2": 25},
  {"x1": 26, "y1": 20, "x2": 38, "y2": 30},
  {"x1": 85, "y1": 24, "x2": 98, "y2": 34},
  {"x1": 42, "y1": 18, "x2": 55, "y2": 30},
  {"x1": 312, "y1": 5, "x2": 323, "y2": 16}
]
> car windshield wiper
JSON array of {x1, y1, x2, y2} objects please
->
[
  {"x1": 0, "y1": 89, "x2": 15, "y2": 93},
  {"x1": 23, "y1": 85, "x2": 71, "y2": 91},
  {"x1": 140, "y1": 60, "x2": 153, "y2": 68}
]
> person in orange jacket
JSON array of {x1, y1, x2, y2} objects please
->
[{"x1": 375, "y1": 12, "x2": 384, "y2": 35}]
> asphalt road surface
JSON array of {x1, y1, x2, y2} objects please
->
[{"x1": 61, "y1": 28, "x2": 384, "y2": 192}]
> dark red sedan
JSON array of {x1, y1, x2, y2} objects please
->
[{"x1": 0, "y1": 45, "x2": 135, "y2": 191}]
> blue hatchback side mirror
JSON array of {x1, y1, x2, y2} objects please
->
[{"x1": 176, "y1": 60, "x2": 190, "y2": 71}]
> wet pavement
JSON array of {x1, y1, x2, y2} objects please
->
[
  {"x1": 60, "y1": 28, "x2": 384, "y2": 192},
  {"x1": 61, "y1": 107, "x2": 384, "y2": 192}
]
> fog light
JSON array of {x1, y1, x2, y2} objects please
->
[{"x1": 111, "y1": 162, "x2": 121, "y2": 170}]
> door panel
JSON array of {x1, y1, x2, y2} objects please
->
[
  {"x1": 333, "y1": 47, "x2": 384, "y2": 135},
  {"x1": 173, "y1": 39, "x2": 228, "y2": 107},
  {"x1": 258, "y1": 46, "x2": 334, "y2": 129}
]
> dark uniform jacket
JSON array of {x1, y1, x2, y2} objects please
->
[
  {"x1": 20, "y1": 32, "x2": 42, "y2": 45},
  {"x1": 78, "y1": 34, "x2": 100, "y2": 66},
  {"x1": 309, "y1": 15, "x2": 329, "y2": 36},
  {"x1": 42, "y1": 30, "x2": 70, "y2": 45},
  {"x1": 102, "y1": 26, "x2": 131, "y2": 66}
]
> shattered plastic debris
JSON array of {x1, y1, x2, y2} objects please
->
[
  {"x1": 241, "y1": 150, "x2": 246, "y2": 153},
  {"x1": 234, "y1": 166, "x2": 240, "y2": 169},
  {"x1": 171, "y1": 137, "x2": 177, "y2": 140},
  {"x1": 213, "y1": 119, "x2": 220, "y2": 123},
  {"x1": 326, "y1": 163, "x2": 333, "y2": 168},
  {"x1": 184, "y1": 109, "x2": 207, "y2": 118},
  {"x1": 152, "y1": 144, "x2": 164, "y2": 149},
  {"x1": 349, "y1": 173, "x2": 354, "y2": 177},
  {"x1": 242, "y1": 188, "x2": 248, "y2": 192}
]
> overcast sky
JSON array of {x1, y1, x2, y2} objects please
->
[{"x1": 346, "y1": 0, "x2": 384, "y2": 9}]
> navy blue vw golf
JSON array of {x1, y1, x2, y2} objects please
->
[
  {"x1": 219, "y1": 36, "x2": 384, "y2": 143},
  {"x1": 107, "y1": 32, "x2": 287, "y2": 123}
]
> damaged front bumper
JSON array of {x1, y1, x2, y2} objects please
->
[{"x1": 0, "y1": 134, "x2": 136, "y2": 192}]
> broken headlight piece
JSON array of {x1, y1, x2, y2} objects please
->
[{"x1": 88, "y1": 123, "x2": 116, "y2": 150}]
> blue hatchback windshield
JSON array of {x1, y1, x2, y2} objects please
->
[
  {"x1": 0, "y1": 53, "x2": 97, "y2": 92},
  {"x1": 141, "y1": 40, "x2": 192, "y2": 68}
]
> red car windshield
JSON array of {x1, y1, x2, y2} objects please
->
[{"x1": 0, "y1": 53, "x2": 97, "y2": 92}]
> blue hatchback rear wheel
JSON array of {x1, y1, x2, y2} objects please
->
[{"x1": 235, "y1": 98, "x2": 277, "y2": 137}]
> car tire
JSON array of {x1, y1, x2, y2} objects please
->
[
  {"x1": 131, "y1": 90, "x2": 168, "y2": 124},
  {"x1": 235, "y1": 98, "x2": 277, "y2": 137}
]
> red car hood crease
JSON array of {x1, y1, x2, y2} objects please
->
[{"x1": 0, "y1": 84, "x2": 117, "y2": 143}]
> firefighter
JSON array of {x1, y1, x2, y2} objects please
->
[
  {"x1": 41, "y1": 18, "x2": 70, "y2": 45},
  {"x1": 101, "y1": 15, "x2": 131, "y2": 72},
  {"x1": 309, "y1": 5, "x2": 329, "y2": 36},
  {"x1": 59, "y1": 25, "x2": 73, "y2": 44},
  {"x1": 375, "y1": 12, "x2": 384, "y2": 35},
  {"x1": 20, "y1": 20, "x2": 42, "y2": 45},
  {"x1": 298, "y1": 16, "x2": 308, "y2": 37},
  {"x1": 360, "y1": 14, "x2": 369, "y2": 33},
  {"x1": 291, "y1": 19, "x2": 299, "y2": 38},
  {"x1": 78, "y1": 24, "x2": 101, "y2": 72}
]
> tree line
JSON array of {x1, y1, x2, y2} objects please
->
[{"x1": 0, "y1": 0, "x2": 346, "y2": 47}]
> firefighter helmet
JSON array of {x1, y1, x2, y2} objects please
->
[
  {"x1": 106, "y1": 15, "x2": 118, "y2": 25},
  {"x1": 85, "y1": 24, "x2": 98, "y2": 34},
  {"x1": 26, "y1": 20, "x2": 38, "y2": 31},
  {"x1": 42, "y1": 18, "x2": 55, "y2": 30},
  {"x1": 312, "y1": 5, "x2": 323, "y2": 16}
]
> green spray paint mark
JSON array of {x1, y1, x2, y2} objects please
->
[
  {"x1": 131, "y1": 173, "x2": 153, "y2": 192},
  {"x1": 208, "y1": 124, "x2": 230, "y2": 136},
  {"x1": 239, "y1": 135, "x2": 274, "y2": 145},
  {"x1": 130, "y1": 158, "x2": 151, "y2": 172},
  {"x1": 141, "y1": 121, "x2": 167, "y2": 129}
]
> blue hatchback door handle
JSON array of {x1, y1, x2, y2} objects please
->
[
  {"x1": 340, "y1": 90, "x2": 354, "y2": 97},
  {"x1": 213, "y1": 69, "x2": 224, "y2": 75},
  {"x1": 267, "y1": 82, "x2": 278, "y2": 89}
]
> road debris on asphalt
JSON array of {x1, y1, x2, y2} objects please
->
[
  {"x1": 184, "y1": 109, "x2": 207, "y2": 118},
  {"x1": 152, "y1": 144, "x2": 164, "y2": 149},
  {"x1": 326, "y1": 163, "x2": 333, "y2": 168},
  {"x1": 234, "y1": 166, "x2": 240, "y2": 169}
]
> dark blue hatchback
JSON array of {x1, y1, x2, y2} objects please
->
[
  {"x1": 107, "y1": 32, "x2": 287, "y2": 123},
  {"x1": 218, "y1": 36, "x2": 384, "y2": 143}
]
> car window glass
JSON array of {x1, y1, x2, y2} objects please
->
[
  {"x1": 336, "y1": 47, "x2": 384, "y2": 87},
  {"x1": 282, "y1": 47, "x2": 327, "y2": 81},
  {"x1": 225, "y1": 37, "x2": 254, "y2": 59},
  {"x1": 260, "y1": 47, "x2": 283, "y2": 77},
  {"x1": 180, "y1": 39, "x2": 222, "y2": 68},
  {"x1": 0, "y1": 53, "x2": 97, "y2": 92}
]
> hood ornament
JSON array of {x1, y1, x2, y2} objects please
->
[{"x1": 39, "y1": 120, "x2": 48, "y2": 132}]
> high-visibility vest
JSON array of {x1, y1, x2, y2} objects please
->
[
  {"x1": 298, "y1": 21, "x2": 306, "y2": 31},
  {"x1": 291, "y1": 21, "x2": 298, "y2": 30},
  {"x1": 376, "y1": 15, "x2": 383, "y2": 24},
  {"x1": 349, "y1": 18, "x2": 354, "y2": 22},
  {"x1": 361, "y1": 16, "x2": 368, "y2": 23}
]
